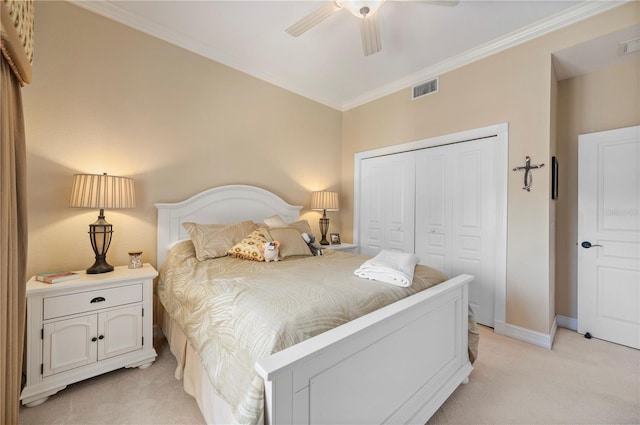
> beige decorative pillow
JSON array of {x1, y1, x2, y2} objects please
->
[
  {"x1": 287, "y1": 220, "x2": 322, "y2": 249},
  {"x1": 228, "y1": 229, "x2": 268, "y2": 262},
  {"x1": 261, "y1": 227, "x2": 312, "y2": 258},
  {"x1": 182, "y1": 220, "x2": 257, "y2": 261},
  {"x1": 287, "y1": 220, "x2": 313, "y2": 235},
  {"x1": 264, "y1": 214, "x2": 288, "y2": 228}
]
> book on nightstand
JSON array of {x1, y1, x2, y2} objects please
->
[{"x1": 35, "y1": 271, "x2": 80, "y2": 284}]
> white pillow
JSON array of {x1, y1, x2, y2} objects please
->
[
  {"x1": 168, "y1": 239, "x2": 190, "y2": 250},
  {"x1": 264, "y1": 214, "x2": 288, "y2": 228}
]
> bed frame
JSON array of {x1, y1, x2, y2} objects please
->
[{"x1": 156, "y1": 185, "x2": 473, "y2": 425}]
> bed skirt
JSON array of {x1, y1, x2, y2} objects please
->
[{"x1": 162, "y1": 310, "x2": 236, "y2": 424}]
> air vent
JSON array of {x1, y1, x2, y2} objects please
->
[
  {"x1": 412, "y1": 77, "x2": 439, "y2": 100},
  {"x1": 619, "y1": 37, "x2": 640, "y2": 56}
]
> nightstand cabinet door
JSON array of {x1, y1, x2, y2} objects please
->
[
  {"x1": 43, "y1": 316, "x2": 97, "y2": 377},
  {"x1": 99, "y1": 305, "x2": 143, "y2": 360}
]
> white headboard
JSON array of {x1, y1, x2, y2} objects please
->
[{"x1": 155, "y1": 185, "x2": 302, "y2": 267}]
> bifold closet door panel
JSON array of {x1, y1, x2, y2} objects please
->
[
  {"x1": 415, "y1": 138, "x2": 498, "y2": 327},
  {"x1": 360, "y1": 151, "x2": 415, "y2": 256},
  {"x1": 415, "y1": 145, "x2": 452, "y2": 275},
  {"x1": 450, "y1": 139, "x2": 497, "y2": 327}
]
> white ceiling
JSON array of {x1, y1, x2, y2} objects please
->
[
  {"x1": 73, "y1": 0, "x2": 626, "y2": 111},
  {"x1": 553, "y1": 24, "x2": 640, "y2": 80}
]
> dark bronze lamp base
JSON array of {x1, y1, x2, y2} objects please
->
[
  {"x1": 87, "y1": 257, "x2": 114, "y2": 274},
  {"x1": 319, "y1": 216, "x2": 330, "y2": 245}
]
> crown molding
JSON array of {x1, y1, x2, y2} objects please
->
[
  {"x1": 341, "y1": 0, "x2": 627, "y2": 110},
  {"x1": 69, "y1": 0, "x2": 626, "y2": 112}
]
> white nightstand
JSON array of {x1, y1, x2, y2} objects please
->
[
  {"x1": 21, "y1": 264, "x2": 158, "y2": 407},
  {"x1": 323, "y1": 243, "x2": 358, "y2": 254}
]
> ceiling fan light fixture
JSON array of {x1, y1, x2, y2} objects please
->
[{"x1": 343, "y1": 0, "x2": 384, "y2": 18}]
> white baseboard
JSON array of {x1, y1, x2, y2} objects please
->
[
  {"x1": 556, "y1": 315, "x2": 577, "y2": 331},
  {"x1": 493, "y1": 318, "x2": 557, "y2": 349}
]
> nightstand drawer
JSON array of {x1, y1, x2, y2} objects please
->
[{"x1": 43, "y1": 283, "x2": 142, "y2": 320}]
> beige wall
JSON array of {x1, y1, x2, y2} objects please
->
[
  {"x1": 555, "y1": 59, "x2": 640, "y2": 319},
  {"x1": 23, "y1": 1, "x2": 342, "y2": 279},
  {"x1": 22, "y1": 1, "x2": 639, "y2": 336},
  {"x1": 341, "y1": 3, "x2": 638, "y2": 334}
]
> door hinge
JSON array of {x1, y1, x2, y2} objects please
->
[
  {"x1": 142, "y1": 307, "x2": 144, "y2": 317},
  {"x1": 41, "y1": 328, "x2": 44, "y2": 340},
  {"x1": 40, "y1": 363, "x2": 43, "y2": 375}
]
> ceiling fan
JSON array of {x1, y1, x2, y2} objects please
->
[{"x1": 286, "y1": 0, "x2": 460, "y2": 57}]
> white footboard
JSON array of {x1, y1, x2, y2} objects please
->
[{"x1": 256, "y1": 274, "x2": 473, "y2": 425}]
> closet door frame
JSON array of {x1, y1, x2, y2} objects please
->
[{"x1": 354, "y1": 123, "x2": 508, "y2": 333}]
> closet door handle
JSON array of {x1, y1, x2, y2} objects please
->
[{"x1": 581, "y1": 241, "x2": 602, "y2": 249}]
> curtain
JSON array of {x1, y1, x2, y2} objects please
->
[
  {"x1": 1, "y1": 1, "x2": 32, "y2": 423},
  {"x1": 0, "y1": 53, "x2": 28, "y2": 425}
]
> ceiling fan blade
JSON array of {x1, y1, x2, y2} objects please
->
[
  {"x1": 359, "y1": 13, "x2": 382, "y2": 56},
  {"x1": 286, "y1": 2, "x2": 342, "y2": 37}
]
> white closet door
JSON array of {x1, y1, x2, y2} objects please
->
[
  {"x1": 415, "y1": 146, "x2": 451, "y2": 273},
  {"x1": 451, "y1": 139, "x2": 497, "y2": 327},
  {"x1": 416, "y1": 138, "x2": 498, "y2": 327},
  {"x1": 360, "y1": 152, "x2": 415, "y2": 256}
]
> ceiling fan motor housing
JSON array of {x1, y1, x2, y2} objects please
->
[{"x1": 343, "y1": 1, "x2": 385, "y2": 18}]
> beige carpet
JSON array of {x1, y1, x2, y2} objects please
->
[
  {"x1": 20, "y1": 326, "x2": 639, "y2": 425},
  {"x1": 428, "y1": 326, "x2": 639, "y2": 425}
]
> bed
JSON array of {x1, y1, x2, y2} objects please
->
[{"x1": 156, "y1": 185, "x2": 474, "y2": 425}]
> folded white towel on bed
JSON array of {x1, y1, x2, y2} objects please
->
[{"x1": 354, "y1": 250, "x2": 420, "y2": 287}]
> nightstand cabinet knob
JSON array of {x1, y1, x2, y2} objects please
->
[
  {"x1": 91, "y1": 337, "x2": 97, "y2": 342},
  {"x1": 98, "y1": 335, "x2": 104, "y2": 340}
]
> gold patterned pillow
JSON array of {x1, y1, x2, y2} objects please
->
[
  {"x1": 228, "y1": 229, "x2": 268, "y2": 261},
  {"x1": 182, "y1": 220, "x2": 256, "y2": 261}
]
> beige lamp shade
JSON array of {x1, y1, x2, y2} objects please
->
[
  {"x1": 311, "y1": 190, "x2": 339, "y2": 246},
  {"x1": 311, "y1": 191, "x2": 339, "y2": 212},
  {"x1": 69, "y1": 173, "x2": 135, "y2": 274},
  {"x1": 70, "y1": 173, "x2": 135, "y2": 209}
]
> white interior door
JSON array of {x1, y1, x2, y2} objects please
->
[
  {"x1": 360, "y1": 152, "x2": 415, "y2": 256},
  {"x1": 415, "y1": 138, "x2": 498, "y2": 327},
  {"x1": 578, "y1": 125, "x2": 640, "y2": 349}
]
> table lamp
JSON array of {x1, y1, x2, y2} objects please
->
[
  {"x1": 69, "y1": 173, "x2": 135, "y2": 274},
  {"x1": 311, "y1": 190, "x2": 339, "y2": 245}
]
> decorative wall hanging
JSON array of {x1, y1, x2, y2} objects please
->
[{"x1": 513, "y1": 156, "x2": 544, "y2": 192}]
